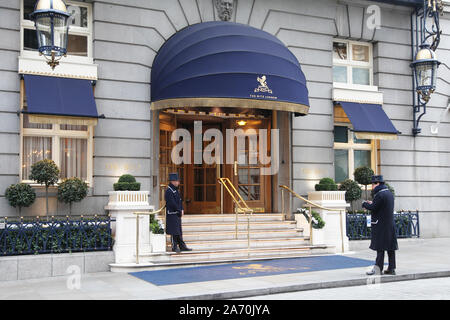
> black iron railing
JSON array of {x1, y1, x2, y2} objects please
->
[
  {"x1": 346, "y1": 210, "x2": 420, "y2": 240},
  {"x1": 0, "y1": 215, "x2": 113, "y2": 256}
]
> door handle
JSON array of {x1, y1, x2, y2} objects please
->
[{"x1": 234, "y1": 161, "x2": 238, "y2": 176}]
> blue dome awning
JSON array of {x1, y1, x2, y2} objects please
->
[{"x1": 151, "y1": 21, "x2": 310, "y2": 115}]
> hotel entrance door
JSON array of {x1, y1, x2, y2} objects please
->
[
  {"x1": 228, "y1": 119, "x2": 272, "y2": 213},
  {"x1": 159, "y1": 112, "x2": 272, "y2": 214}
]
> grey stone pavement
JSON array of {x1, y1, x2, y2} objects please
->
[
  {"x1": 241, "y1": 277, "x2": 450, "y2": 300},
  {"x1": 0, "y1": 238, "x2": 449, "y2": 300}
]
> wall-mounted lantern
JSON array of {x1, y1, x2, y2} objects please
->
[
  {"x1": 410, "y1": 0, "x2": 444, "y2": 135},
  {"x1": 411, "y1": 44, "x2": 440, "y2": 103},
  {"x1": 30, "y1": 0, "x2": 71, "y2": 70}
]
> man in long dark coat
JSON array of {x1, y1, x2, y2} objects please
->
[
  {"x1": 165, "y1": 173, "x2": 192, "y2": 253},
  {"x1": 363, "y1": 175, "x2": 398, "y2": 275}
]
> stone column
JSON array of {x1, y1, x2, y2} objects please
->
[
  {"x1": 105, "y1": 191, "x2": 154, "y2": 264},
  {"x1": 307, "y1": 191, "x2": 350, "y2": 253}
]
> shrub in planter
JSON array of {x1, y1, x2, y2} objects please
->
[
  {"x1": 57, "y1": 177, "x2": 89, "y2": 214},
  {"x1": 314, "y1": 177, "x2": 338, "y2": 191},
  {"x1": 150, "y1": 215, "x2": 164, "y2": 234},
  {"x1": 354, "y1": 166, "x2": 374, "y2": 200},
  {"x1": 113, "y1": 174, "x2": 141, "y2": 191},
  {"x1": 5, "y1": 183, "x2": 36, "y2": 215},
  {"x1": 338, "y1": 179, "x2": 362, "y2": 211},
  {"x1": 297, "y1": 208, "x2": 325, "y2": 229},
  {"x1": 29, "y1": 159, "x2": 60, "y2": 215}
]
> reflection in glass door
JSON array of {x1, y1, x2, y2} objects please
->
[{"x1": 232, "y1": 119, "x2": 271, "y2": 213}]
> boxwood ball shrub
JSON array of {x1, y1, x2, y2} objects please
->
[
  {"x1": 29, "y1": 159, "x2": 60, "y2": 215},
  {"x1": 5, "y1": 183, "x2": 36, "y2": 215},
  {"x1": 354, "y1": 166, "x2": 374, "y2": 200},
  {"x1": 113, "y1": 174, "x2": 141, "y2": 191},
  {"x1": 338, "y1": 179, "x2": 362, "y2": 211},
  {"x1": 57, "y1": 177, "x2": 89, "y2": 214},
  {"x1": 314, "y1": 177, "x2": 338, "y2": 191}
]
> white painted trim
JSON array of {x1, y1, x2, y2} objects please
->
[
  {"x1": 18, "y1": 54, "x2": 98, "y2": 80},
  {"x1": 332, "y1": 86, "x2": 383, "y2": 105}
]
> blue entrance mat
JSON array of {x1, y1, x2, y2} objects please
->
[{"x1": 130, "y1": 255, "x2": 375, "y2": 286}]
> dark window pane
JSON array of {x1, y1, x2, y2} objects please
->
[
  {"x1": 24, "y1": 28, "x2": 39, "y2": 52},
  {"x1": 194, "y1": 186, "x2": 203, "y2": 201},
  {"x1": 206, "y1": 186, "x2": 216, "y2": 202},
  {"x1": 334, "y1": 126, "x2": 348, "y2": 143},
  {"x1": 334, "y1": 149, "x2": 349, "y2": 183},
  {"x1": 24, "y1": 0, "x2": 34, "y2": 20},
  {"x1": 194, "y1": 169, "x2": 203, "y2": 185},
  {"x1": 206, "y1": 168, "x2": 216, "y2": 184}
]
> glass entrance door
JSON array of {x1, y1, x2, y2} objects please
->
[{"x1": 230, "y1": 119, "x2": 272, "y2": 213}]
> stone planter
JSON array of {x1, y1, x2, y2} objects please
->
[
  {"x1": 306, "y1": 190, "x2": 350, "y2": 253},
  {"x1": 105, "y1": 191, "x2": 154, "y2": 264},
  {"x1": 150, "y1": 233, "x2": 166, "y2": 253},
  {"x1": 311, "y1": 227, "x2": 325, "y2": 245}
]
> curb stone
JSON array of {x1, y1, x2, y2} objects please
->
[{"x1": 164, "y1": 270, "x2": 450, "y2": 300}]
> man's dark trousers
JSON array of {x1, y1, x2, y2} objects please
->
[{"x1": 376, "y1": 250, "x2": 396, "y2": 272}]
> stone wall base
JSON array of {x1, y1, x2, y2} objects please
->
[{"x1": 0, "y1": 251, "x2": 114, "y2": 281}]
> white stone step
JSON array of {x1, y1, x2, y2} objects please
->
[
  {"x1": 171, "y1": 238, "x2": 310, "y2": 251},
  {"x1": 170, "y1": 229, "x2": 303, "y2": 241},
  {"x1": 151, "y1": 245, "x2": 335, "y2": 263},
  {"x1": 182, "y1": 220, "x2": 297, "y2": 232},
  {"x1": 181, "y1": 213, "x2": 285, "y2": 224}
]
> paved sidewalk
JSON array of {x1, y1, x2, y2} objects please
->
[{"x1": 0, "y1": 238, "x2": 449, "y2": 300}]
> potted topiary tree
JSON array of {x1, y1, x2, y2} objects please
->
[
  {"x1": 308, "y1": 177, "x2": 346, "y2": 204},
  {"x1": 57, "y1": 177, "x2": 89, "y2": 215},
  {"x1": 5, "y1": 183, "x2": 36, "y2": 215},
  {"x1": 29, "y1": 159, "x2": 60, "y2": 215},
  {"x1": 338, "y1": 179, "x2": 362, "y2": 211},
  {"x1": 354, "y1": 166, "x2": 374, "y2": 200}
]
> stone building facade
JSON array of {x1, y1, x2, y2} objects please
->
[{"x1": 0, "y1": 0, "x2": 449, "y2": 238}]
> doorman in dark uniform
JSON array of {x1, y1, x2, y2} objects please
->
[
  {"x1": 165, "y1": 173, "x2": 192, "y2": 253},
  {"x1": 363, "y1": 175, "x2": 398, "y2": 275}
]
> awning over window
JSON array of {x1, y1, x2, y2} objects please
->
[
  {"x1": 151, "y1": 21, "x2": 310, "y2": 115},
  {"x1": 23, "y1": 75, "x2": 102, "y2": 126},
  {"x1": 334, "y1": 101, "x2": 400, "y2": 140}
]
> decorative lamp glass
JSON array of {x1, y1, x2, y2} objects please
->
[
  {"x1": 411, "y1": 44, "x2": 440, "y2": 102},
  {"x1": 30, "y1": 0, "x2": 71, "y2": 69}
]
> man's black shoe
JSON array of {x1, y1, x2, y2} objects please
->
[
  {"x1": 383, "y1": 269, "x2": 396, "y2": 275},
  {"x1": 180, "y1": 246, "x2": 192, "y2": 251},
  {"x1": 172, "y1": 246, "x2": 180, "y2": 253}
]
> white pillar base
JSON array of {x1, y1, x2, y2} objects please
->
[{"x1": 105, "y1": 191, "x2": 154, "y2": 264}]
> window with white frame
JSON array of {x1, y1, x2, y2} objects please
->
[
  {"x1": 333, "y1": 125, "x2": 376, "y2": 183},
  {"x1": 21, "y1": 0, "x2": 92, "y2": 58},
  {"x1": 20, "y1": 92, "x2": 94, "y2": 185},
  {"x1": 333, "y1": 40, "x2": 373, "y2": 87}
]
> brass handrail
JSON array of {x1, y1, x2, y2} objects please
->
[
  {"x1": 218, "y1": 177, "x2": 253, "y2": 255},
  {"x1": 218, "y1": 177, "x2": 253, "y2": 214},
  {"x1": 279, "y1": 184, "x2": 345, "y2": 252},
  {"x1": 134, "y1": 205, "x2": 166, "y2": 265}
]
